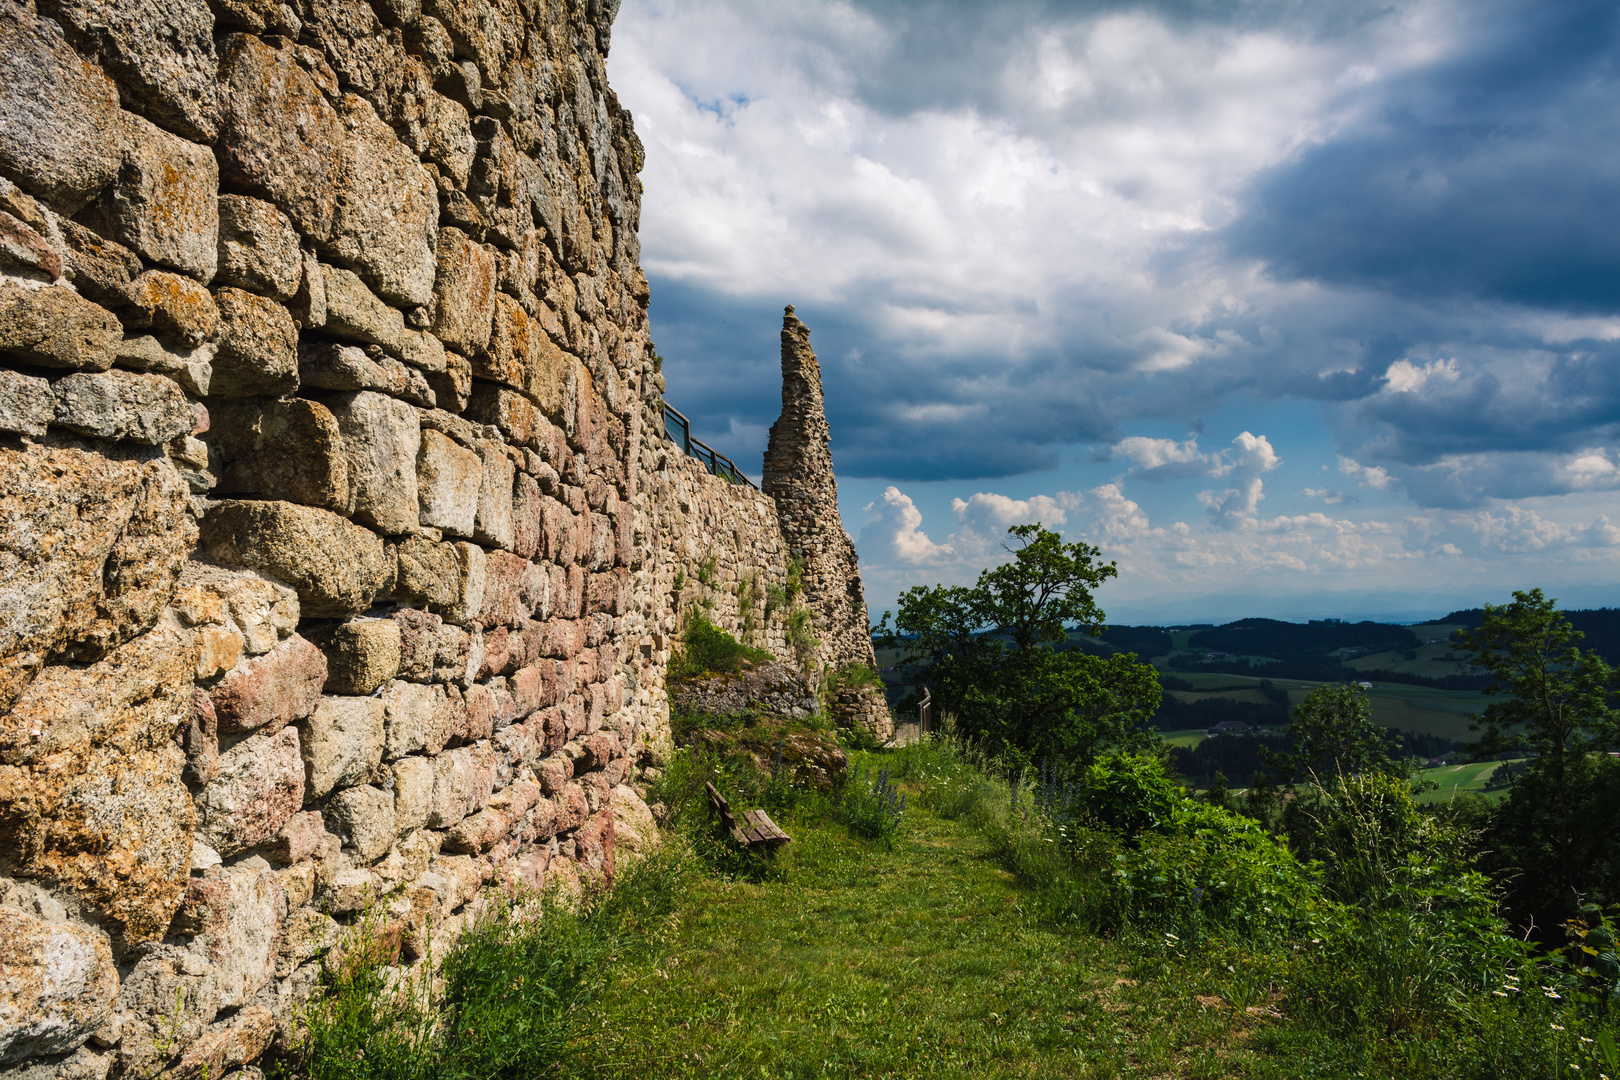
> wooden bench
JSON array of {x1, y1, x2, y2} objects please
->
[{"x1": 705, "y1": 781, "x2": 791, "y2": 851}]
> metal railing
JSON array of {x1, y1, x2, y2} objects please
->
[{"x1": 661, "y1": 401, "x2": 757, "y2": 488}]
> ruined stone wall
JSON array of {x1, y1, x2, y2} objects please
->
[
  {"x1": 0, "y1": 1, "x2": 886, "y2": 1075},
  {"x1": 763, "y1": 307, "x2": 891, "y2": 738}
]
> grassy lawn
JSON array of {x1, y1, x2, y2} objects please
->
[{"x1": 573, "y1": 805, "x2": 1279, "y2": 1079}]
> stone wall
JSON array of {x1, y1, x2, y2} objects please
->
[{"x1": 0, "y1": 1, "x2": 885, "y2": 1076}]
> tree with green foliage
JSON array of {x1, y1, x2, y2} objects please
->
[
  {"x1": 1459, "y1": 589, "x2": 1620, "y2": 924},
  {"x1": 1266, "y1": 683, "x2": 1401, "y2": 785},
  {"x1": 877, "y1": 524, "x2": 1160, "y2": 769}
]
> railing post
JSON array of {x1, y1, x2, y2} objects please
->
[{"x1": 919, "y1": 686, "x2": 932, "y2": 735}]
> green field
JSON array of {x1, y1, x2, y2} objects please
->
[{"x1": 1414, "y1": 759, "x2": 1522, "y2": 804}]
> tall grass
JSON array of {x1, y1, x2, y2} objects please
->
[
  {"x1": 886, "y1": 735, "x2": 1620, "y2": 1079},
  {"x1": 290, "y1": 844, "x2": 694, "y2": 1080}
]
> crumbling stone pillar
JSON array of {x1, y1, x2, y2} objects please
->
[{"x1": 763, "y1": 307, "x2": 893, "y2": 740}]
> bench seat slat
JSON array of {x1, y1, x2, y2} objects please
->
[{"x1": 711, "y1": 784, "x2": 791, "y2": 849}]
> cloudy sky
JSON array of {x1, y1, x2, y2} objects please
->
[{"x1": 607, "y1": 0, "x2": 1620, "y2": 625}]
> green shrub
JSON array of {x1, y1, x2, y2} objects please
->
[
  {"x1": 1072, "y1": 752, "x2": 1182, "y2": 836},
  {"x1": 666, "y1": 612, "x2": 773, "y2": 683}
]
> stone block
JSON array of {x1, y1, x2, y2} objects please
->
[
  {"x1": 429, "y1": 226, "x2": 495, "y2": 355},
  {"x1": 199, "y1": 500, "x2": 393, "y2": 618},
  {"x1": 0, "y1": 907, "x2": 117, "y2": 1065},
  {"x1": 0, "y1": 730, "x2": 193, "y2": 942},
  {"x1": 329, "y1": 390, "x2": 421, "y2": 536},
  {"x1": 113, "y1": 333, "x2": 212, "y2": 397},
  {"x1": 442, "y1": 807, "x2": 510, "y2": 855},
  {"x1": 269, "y1": 810, "x2": 327, "y2": 865},
  {"x1": 321, "y1": 619, "x2": 401, "y2": 696},
  {"x1": 421, "y1": 91, "x2": 473, "y2": 186},
  {"x1": 437, "y1": 540, "x2": 486, "y2": 628},
  {"x1": 0, "y1": 7, "x2": 122, "y2": 213},
  {"x1": 38, "y1": 0, "x2": 220, "y2": 144},
  {"x1": 195, "y1": 624, "x2": 243, "y2": 681},
  {"x1": 329, "y1": 784, "x2": 395, "y2": 862},
  {"x1": 425, "y1": 348, "x2": 472, "y2": 412},
  {"x1": 474, "y1": 444, "x2": 516, "y2": 549},
  {"x1": 478, "y1": 551, "x2": 528, "y2": 629},
  {"x1": 55, "y1": 219, "x2": 142, "y2": 309},
  {"x1": 321, "y1": 263, "x2": 405, "y2": 351},
  {"x1": 574, "y1": 811, "x2": 615, "y2": 879},
  {"x1": 0, "y1": 208, "x2": 62, "y2": 282},
  {"x1": 51, "y1": 370, "x2": 193, "y2": 445},
  {"x1": 471, "y1": 292, "x2": 531, "y2": 390},
  {"x1": 0, "y1": 369, "x2": 53, "y2": 437},
  {"x1": 210, "y1": 288, "x2": 298, "y2": 397},
  {"x1": 218, "y1": 397, "x2": 351, "y2": 513},
  {"x1": 393, "y1": 536, "x2": 461, "y2": 610},
  {"x1": 173, "y1": 863, "x2": 287, "y2": 1009},
  {"x1": 101, "y1": 112, "x2": 218, "y2": 281},
  {"x1": 535, "y1": 754, "x2": 570, "y2": 795},
  {"x1": 416, "y1": 429, "x2": 481, "y2": 537},
  {"x1": 512, "y1": 472, "x2": 541, "y2": 559},
  {"x1": 426, "y1": 744, "x2": 497, "y2": 828},
  {"x1": 0, "y1": 283, "x2": 120, "y2": 371},
  {"x1": 121, "y1": 270, "x2": 219, "y2": 348},
  {"x1": 463, "y1": 682, "x2": 498, "y2": 738},
  {"x1": 209, "y1": 633, "x2": 327, "y2": 736},
  {"x1": 164, "y1": 1006, "x2": 277, "y2": 1080},
  {"x1": 398, "y1": 328, "x2": 447, "y2": 373},
  {"x1": 0, "y1": 447, "x2": 192, "y2": 709},
  {"x1": 391, "y1": 754, "x2": 433, "y2": 833},
  {"x1": 298, "y1": 695, "x2": 385, "y2": 800},
  {"x1": 381, "y1": 679, "x2": 455, "y2": 758},
  {"x1": 322, "y1": 867, "x2": 381, "y2": 915},
  {"x1": 195, "y1": 726, "x2": 305, "y2": 857},
  {"x1": 553, "y1": 781, "x2": 588, "y2": 833},
  {"x1": 477, "y1": 626, "x2": 510, "y2": 679},
  {"x1": 277, "y1": 860, "x2": 317, "y2": 913},
  {"x1": 172, "y1": 562, "x2": 299, "y2": 657},
  {"x1": 217, "y1": 34, "x2": 346, "y2": 247},
  {"x1": 216, "y1": 195, "x2": 302, "y2": 299},
  {"x1": 326, "y1": 95, "x2": 438, "y2": 307},
  {"x1": 182, "y1": 688, "x2": 219, "y2": 785},
  {"x1": 299, "y1": 340, "x2": 435, "y2": 406},
  {"x1": 465, "y1": 382, "x2": 543, "y2": 447},
  {"x1": 426, "y1": 854, "x2": 480, "y2": 911}
]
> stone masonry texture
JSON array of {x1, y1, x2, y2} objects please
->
[{"x1": 0, "y1": 1, "x2": 891, "y2": 1076}]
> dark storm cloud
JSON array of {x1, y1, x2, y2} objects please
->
[
  {"x1": 1226, "y1": 0, "x2": 1620, "y2": 312},
  {"x1": 621, "y1": 0, "x2": 1620, "y2": 506}
]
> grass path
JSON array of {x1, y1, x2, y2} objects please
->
[{"x1": 572, "y1": 806, "x2": 1278, "y2": 1079}]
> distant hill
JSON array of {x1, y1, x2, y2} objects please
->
[{"x1": 1441, "y1": 608, "x2": 1620, "y2": 665}]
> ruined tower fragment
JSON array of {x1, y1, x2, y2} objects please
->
[{"x1": 763, "y1": 306, "x2": 893, "y2": 740}]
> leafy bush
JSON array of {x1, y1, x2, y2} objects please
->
[
  {"x1": 1112, "y1": 800, "x2": 1318, "y2": 941},
  {"x1": 666, "y1": 612, "x2": 773, "y2": 683},
  {"x1": 1071, "y1": 752, "x2": 1183, "y2": 836}
]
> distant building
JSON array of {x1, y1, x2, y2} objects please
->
[
  {"x1": 1356, "y1": 681, "x2": 1373, "y2": 690},
  {"x1": 1206, "y1": 720, "x2": 1252, "y2": 737}
]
